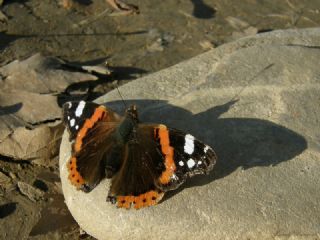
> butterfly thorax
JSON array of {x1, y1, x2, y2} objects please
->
[{"x1": 115, "y1": 105, "x2": 139, "y2": 144}]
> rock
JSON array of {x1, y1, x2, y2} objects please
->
[
  {"x1": 60, "y1": 28, "x2": 320, "y2": 239},
  {"x1": 0, "y1": 10, "x2": 7, "y2": 22},
  {"x1": 147, "y1": 38, "x2": 165, "y2": 52},
  {"x1": 17, "y1": 181, "x2": 44, "y2": 202},
  {"x1": 0, "y1": 53, "x2": 98, "y2": 94},
  {"x1": 199, "y1": 40, "x2": 215, "y2": 50},
  {"x1": 0, "y1": 53, "x2": 111, "y2": 163},
  {"x1": 28, "y1": 194, "x2": 77, "y2": 236},
  {"x1": 147, "y1": 32, "x2": 174, "y2": 53},
  {"x1": 0, "y1": 171, "x2": 12, "y2": 195},
  {"x1": 225, "y1": 16, "x2": 250, "y2": 29},
  {"x1": 231, "y1": 26, "x2": 258, "y2": 40},
  {"x1": 0, "y1": 1, "x2": 7, "y2": 23},
  {"x1": 8, "y1": 172, "x2": 16, "y2": 180},
  {"x1": 0, "y1": 171, "x2": 11, "y2": 185}
]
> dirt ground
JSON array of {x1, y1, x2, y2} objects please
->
[{"x1": 0, "y1": 0, "x2": 320, "y2": 239}]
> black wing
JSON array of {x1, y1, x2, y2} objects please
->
[
  {"x1": 152, "y1": 124, "x2": 217, "y2": 191},
  {"x1": 63, "y1": 101, "x2": 123, "y2": 192}
]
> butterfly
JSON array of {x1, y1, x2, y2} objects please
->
[{"x1": 63, "y1": 101, "x2": 217, "y2": 209}]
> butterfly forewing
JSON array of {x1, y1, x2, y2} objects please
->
[
  {"x1": 108, "y1": 124, "x2": 165, "y2": 209},
  {"x1": 63, "y1": 101, "x2": 98, "y2": 140},
  {"x1": 63, "y1": 101, "x2": 123, "y2": 191},
  {"x1": 152, "y1": 125, "x2": 217, "y2": 191}
]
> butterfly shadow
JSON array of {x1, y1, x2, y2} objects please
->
[{"x1": 105, "y1": 99, "x2": 307, "y2": 202}]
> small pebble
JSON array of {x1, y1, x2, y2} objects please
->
[{"x1": 17, "y1": 181, "x2": 44, "y2": 202}]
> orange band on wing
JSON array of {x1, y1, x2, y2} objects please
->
[
  {"x1": 68, "y1": 157, "x2": 85, "y2": 188},
  {"x1": 117, "y1": 190, "x2": 164, "y2": 209},
  {"x1": 74, "y1": 106, "x2": 106, "y2": 153},
  {"x1": 157, "y1": 125, "x2": 176, "y2": 184}
]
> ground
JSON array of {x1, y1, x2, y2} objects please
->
[{"x1": 0, "y1": 0, "x2": 320, "y2": 239}]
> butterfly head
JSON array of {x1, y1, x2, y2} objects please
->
[{"x1": 125, "y1": 105, "x2": 139, "y2": 123}]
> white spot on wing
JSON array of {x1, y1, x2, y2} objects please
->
[
  {"x1": 171, "y1": 174, "x2": 178, "y2": 181},
  {"x1": 75, "y1": 101, "x2": 86, "y2": 117},
  {"x1": 67, "y1": 102, "x2": 72, "y2": 109},
  {"x1": 67, "y1": 116, "x2": 70, "y2": 120},
  {"x1": 179, "y1": 161, "x2": 184, "y2": 166},
  {"x1": 198, "y1": 161, "x2": 202, "y2": 165},
  {"x1": 187, "y1": 158, "x2": 196, "y2": 169},
  {"x1": 70, "y1": 119, "x2": 75, "y2": 127},
  {"x1": 75, "y1": 125, "x2": 79, "y2": 130},
  {"x1": 204, "y1": 145, "x2": 210, "y2": 153},
  {"x1": 184, "y1": 134, "x2": 195, "y2": 155}
]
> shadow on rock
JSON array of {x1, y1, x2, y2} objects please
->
[
  {"x1": 105, "y1": 99, "x2": 307, "y2": 201},
  {"x1": 108, "y1": 66, "x2": 148, "y2": 81},
  {"x1": 69, "y1": 0, "x2": 92, "y2": 6},
  {"x1": 56, "y1": 61, "x2": 147, "y2": 106},
  {"x1": 29, "y1": 194, "x2": 77, "y2": 236},
  {"x1": 0, "y1": 31, "x2": 147, "y2": 51},
  {"x1": 0, "y1": 103, "x2": 22, "y2": 116},
  {"x1": 190, "y1": 0, "x2": 215, "y2": 19},
  {"x1": 0, "y1": 32, "x2": 24, "y2": 51},
  {"x1": 0, "y1": 202, "x2": 17, "y2": 218}
]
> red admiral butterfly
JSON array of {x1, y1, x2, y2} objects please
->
[{"x1": 63, "y1": 101, "x2": 217, "y2": 209}]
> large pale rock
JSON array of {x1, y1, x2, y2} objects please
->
[{"x1": 60, "y1": 28, "x2": 320, "y2": 239}]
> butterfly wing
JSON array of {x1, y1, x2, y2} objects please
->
[
  {"x1": 63, "y1": 101, "x2": 123, "y2": 192},
  {"x1": 152, "y1": 124, "x2": 217, "y2": 191},
  {"x1": 107, "y1": 123, "x2": 216, "y2": 209},
  {"x1": 107, "y1": 124, "x2": 165, "y2": 209}
]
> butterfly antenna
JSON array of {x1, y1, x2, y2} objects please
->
[{"x1": 115, "y1": 85, "x2": 127, "y2": 109}]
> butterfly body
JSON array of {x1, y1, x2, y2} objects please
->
[{"x1": 63, "y1": 101, "x2": 217, "y2": 209}]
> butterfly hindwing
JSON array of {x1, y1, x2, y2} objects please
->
[{"x1": 107, "y1": 124, "x2": 165, "y2": 209}]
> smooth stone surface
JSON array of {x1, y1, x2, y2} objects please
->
[{"x1": 60, "y1": 28, "x2": 320, "y2": 240}]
